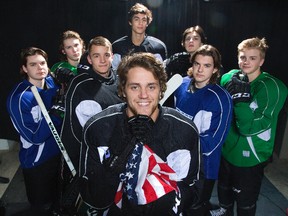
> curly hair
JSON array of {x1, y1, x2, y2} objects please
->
[
  {"x1": 117, "y1": 52, "x2": 167, "y2": 100},
  {"x1": 128, "y1": 3, "x2": 153, "y2": 25}
]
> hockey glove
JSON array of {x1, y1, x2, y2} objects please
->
[
  {"x1": 54, "y1": 67, "x2": 75, "y2": 84},
  {"x1": 128, "y1": 114, "x2": 154, "y2": 143},
  {"x1": 166, "y1": 52, "x2": 191, "y2": 78},
  {"x1": 50, "y1": 104, "x2": 65, "y2": 119},
  {"x1": 103, "y1": 115, "x2": 154, "y2": 174},
  {"x1": 50, "y1": 88, "x2": 65, "y2": 119},
  {"x1": 103, "y1": 148, "x2": 128, "y2": 175},
  {"x1": 225, "y1": 72, "x2": 251, "y2": 103}
]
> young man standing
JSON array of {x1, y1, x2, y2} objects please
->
[
  {"x1": 49, "y1": 31, "x2": 86, "y2": 120},
  {"x1": 78, "y1": 52, "x2": 201, "y2": 216},
  {"x1": 112, "y1": 3, "x2": 167, "y2": 70},
  {"x1": 61, "y1": 36, "x2": 122, "y2": 167},
  {"x1": 59, "y1": 36, "x2": 123, "y2": 214},
  {"x1": 174, "y1": 45, "x2": 233, "y2": 215},
  {"x1": 6, "y1": 47, "x2": 62, "y2": 215},
  {"x1": 165, "y1": 25, "x2": 207, "y2": 79},
  {"x1": 51, "y1": 30, "x2": 85, "y2": 76},
  {"x1": 210, "y1": 37, "x2": 287, "y2": 216}
]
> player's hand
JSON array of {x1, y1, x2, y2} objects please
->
[
  {"x1": 103, "y1": 115, "x2": 154, "y2": 174},
  {"x1": 165, "y1": 52, "x2": 191, "y2": 78},
  {"x1": 128, "y1": 114, "x2": 154, "y2": 143},
  {"x1": 50, "y1": 103, "x2": 65, "y2": 119},
  {"x1": 225, "y1": 72, "x2": 251, "y2": 103},
  {"x1": 49, "y1": 88, "x2": 65, "y2": 119},
  {"x1": 53, "y1": 67, "x2": 75, "y2": 84}
]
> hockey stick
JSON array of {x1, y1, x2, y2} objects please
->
[
  {"x1": 31, "y1": 86, "x2": 82, "y2": 211},
  {"x1": 159, "y1": 74, "x2": 183, "y2": 106},
  {"x1": 31, "y1": 85, "x2": 76, "y2": 177}
]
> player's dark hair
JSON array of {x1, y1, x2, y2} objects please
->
[
  {"x1": 181, "y1": 25, "x2": 207, "y2": 47},
  {"x1": 189, "y1": 44, "x2": 221, "y2": 84},
  {"x1": 20, "y1": 47, "x2": 48, "y2": 79},
  {"x1": 128, "y1": 3, "x2": 153, "y2": 25}
]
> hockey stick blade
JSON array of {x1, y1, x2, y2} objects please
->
[
  {"x1": 159, "y1": 74, "x2": 183, "y2": 106},
  {"x1": 31, "y1": 86, "x2": 76, "y2": 177}
]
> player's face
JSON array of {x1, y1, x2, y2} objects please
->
[
  {"x1": 87, "y1": 45, "x2": 113, "y2": 77},
  {"x1": 192, "y1": 54, "x2": 217, "y2": 88},
  {"x1": 238, "y1": 48, "x2": 264, "y2": 77},
  {"x1": 124, "y1": 67, "x2": 160, "y2": 121},
  {"x1": 130, "y1": 13, "x2": 148, "y2": 35},
  {"x1": 62, "y1": 38, "x2": 83, "y2": 64},
  {"x1": 22, "y1": 54, "x2": 49, "y2": 85},
  {"x1": 184, "y1": 31, "x2": 202, "y2": 54}
]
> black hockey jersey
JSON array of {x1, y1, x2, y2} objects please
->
[
  {"x1": 60, "y1": 65, "x2": 123, "y2": 170},
  {"x1": 80, "y1": 103, "x2": 201, "y2": 214},
  {"x1": 112, "y1": 35, "x2": 168, "y2": 70}
]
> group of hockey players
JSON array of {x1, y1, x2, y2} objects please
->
[{"x1": 5, "y1": 2, "x2": 287, "y2": 216}]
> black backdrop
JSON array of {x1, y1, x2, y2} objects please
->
[{"x1": 0, "y1": 0, "x2": 287, "y2": 141}]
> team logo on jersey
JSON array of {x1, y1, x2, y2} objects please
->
[{"x1": 242, "y1": 150, "x2": 250, "y2": 157}]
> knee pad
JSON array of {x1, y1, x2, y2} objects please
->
[
  {"x1": 185, "y1": 204, "x2": 206, "y2": 216},
  {"x1": 237, "y1": 203, "x2": 256, "y2": 216},
  {"x1": 218, "y1": 184, "x2": 234, "y2": 209}
]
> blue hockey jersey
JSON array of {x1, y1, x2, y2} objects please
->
[
  {"x1": 175, "y1": 76, "x2": 233, "y2": 179},
  {"x1": 7, "y1": 76, "x2": 61, "y2": 168}
]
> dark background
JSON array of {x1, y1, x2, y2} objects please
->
[{"x1": 0, "y1": 0, "x2": 287, "y2": 142}]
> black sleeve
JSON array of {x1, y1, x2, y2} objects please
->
[
  {"x1": 180, "y1": 120, "x2": 204, "y2": 210},
  {"x1": 80, "y1": 122, "x2": 119, "y2": 209}
]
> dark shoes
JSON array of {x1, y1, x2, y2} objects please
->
[{"x1": 0, "y1": 176, "x2": 9, "y2": 184}]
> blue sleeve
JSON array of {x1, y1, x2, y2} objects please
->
[
  {"x1": 7, "y1": 85, "x2": 61, "y2": 144},
  {"x1": 197, "y1": 89, "x2": 233, "y2": 155}
]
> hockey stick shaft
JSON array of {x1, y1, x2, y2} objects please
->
[
  {"x1": 31, "y1": 86, "x2": 76, "y2": 177},
  {"x1": 159, "y1": 74, "x2": 183, "y2": 106}
]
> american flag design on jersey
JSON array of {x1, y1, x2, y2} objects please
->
[{"x1": 114, "y1": 142, "x2": 178, "y2": 208}]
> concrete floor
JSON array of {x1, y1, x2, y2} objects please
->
[
  {"x1": 211, "y1": 156, "x2": 288, "y2": 215},
  {"x1": 1, "y1": 143, "x2": 288, "y2": 216},
  {"x1": 0, "y1": 144, "x2": 19, "y2": 200}
]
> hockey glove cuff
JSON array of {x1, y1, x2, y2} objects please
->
[
  {"x1": 225, "y1": 72, "x2": 251, "y2": 103},
  {"x1": 53, "y1": 67, "x2": 75, "y2": 84}
]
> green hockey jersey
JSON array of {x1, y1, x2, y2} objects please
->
[{"x1": 220, "y1": 69, "x2": 287, "y2": 167}]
